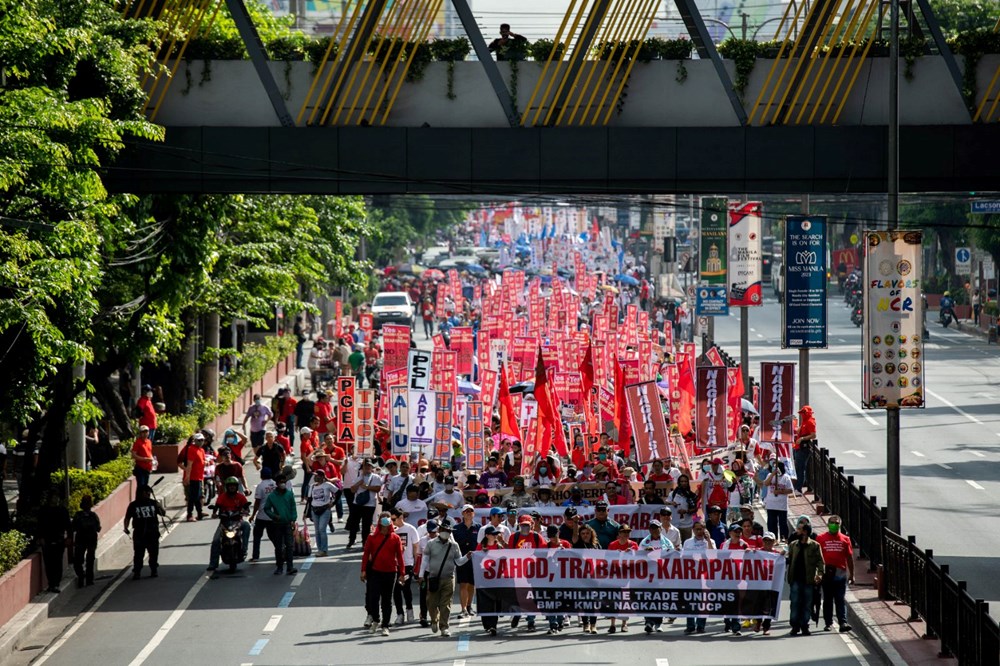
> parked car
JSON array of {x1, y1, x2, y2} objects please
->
[{"x1": 371, "y1": 292, "x2": 414, "y2": 329}]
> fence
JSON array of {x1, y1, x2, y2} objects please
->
[{"x1": 805, "y1": 442, "x2": 1000, "y2": 666}]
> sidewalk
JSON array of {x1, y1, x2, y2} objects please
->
[
  {"x1": 0, "y1": 364, "x2": 305, "y2": 664},
  {"x1": 787, "y1": 490, "x2": 950, "y2": 666}
]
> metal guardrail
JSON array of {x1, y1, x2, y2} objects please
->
[{"x1": 805, "y1": 441, "x2": 1000, "y2": 666}]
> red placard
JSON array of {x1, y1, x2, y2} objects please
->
[
  {"x1": 726, "y1": 367, "x2": 743, "y2": 443},
  {"x1": 432, "y1": 333, "x2": 446, "y2": 350},
  {"x1": 598, "y1": 386, "x2": 615, "y2": 423},
  {"x1": 705, "y1": 345, "x2": 725, "y2": 367},
  {"x1": 466, "y1": 400, "x2": 485, "y2": 471},
  {"x1": 356, "y1": 389, "x2": 375, "y2": 457},
  {"x1": 695, "y1": 366, "x2": 728, "y2": 452},
  {"x1": 334, "y1": 300, "x2": 343, "y2": 339},
  {"x1": 664, "y1": 363, "x2": 681, "y2": 426},
  {"x1": 359, "y1": 313, "x2": 373, "y2": 333},
  {"x1": 451, "y1": 327, "x2": 474, "y2": 376},
  {"x1": 625, "y1": 380, "x2": 671, "y2": 465},
  {"x1": 431, "y1": 350, "x2": 458, "y2": 397},
  {"x1": 434, "y1": 391, "x2": 454, "y2": 462},
  {"x1": 382, "y1": 324, "x2": 410, "y2": 371},
  {"x1": 479, "y1": 369, "x2": 498, "y2": 421},
  {"x1": 336, "y1": 376, "x2": 355, "y2": 445},
  {"x1": 760, "y1": 362, "x2": 795, "y2": 443}
]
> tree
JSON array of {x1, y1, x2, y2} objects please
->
[
  {"x1": 928, "y1": 0, "x2": 1000, "y2": 36},
  {"x1": 901, "y1": 201, "x2": 969, "y2": 291}
]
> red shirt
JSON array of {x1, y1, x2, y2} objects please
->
[
  {"x1": 132, "y1": 437, "x2": 153, "y2": 472},
  {"x1": 511, "y1": 532, "x2": 545, "y2": 549},
  {"x1": 608, "y1": 539, "x2": 639, "y2": 551},
  {"x1": 816, "y1": 531, "x2": 853, "y2": 570},
  {"x1": 136, "y1": 396, "x2": 157, "y2": 430},
  {"x1": 276, "y1": 434, "x2": 292, "y2": 455},
  {"x1": 315, "y1": 401, "x2": 334, "y2": 433},
  {"x1": 722, "y1": 539, "x2": 750, "y2": 550},
  {"x1": 361, "y1": 529, "x2": 405, "y2": 575},
  {"x1": 547, "y1": 539, "x2": 573, "y2": 549},
  {"x1": 215, "y1": 491, "x2": 249, "y2": 514},
  {"x1": 365, "y1": 347, "x2": 380, "y2": 367},
  {"x1": 185, "y1": 445, "x2": 206, "y2": 481},
  {"x1": 647, "y1": 472, "x2": 672, "y2": 483},
  {"x1": 280, "y1": 396, "x2": 297, "y2": 420}
]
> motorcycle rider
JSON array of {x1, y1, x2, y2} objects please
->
[
  {"x1": 939, "y1": 290, "x2": 956, "y2": 327},
  {"x1": 207, "y1": 476, "x2": 251, "y2": 573}
]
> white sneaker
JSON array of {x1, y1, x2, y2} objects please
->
[
  {"x1": 441, "y1": 629, "x2": 451, "y2": 637},
  {"x1": 381, "y1": 627, "x2": 390, "y2": 636},
  {"x1": 370, "y1": 623, "x2": 379, "y2": 634},
  {"x1": 406, "y1": 609, "x2": 415, "y2": 622},
  {"x1": 395, "y1": 615, "x2": 405, "y2": 626},
  {"x1": 364, "y1": 615, "x2": 374, "y2": 629}
]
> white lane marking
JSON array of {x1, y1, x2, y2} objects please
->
[
  {"x1": 657, "y1": 660, "x2": 671, "y2": 666},
  {"x1": 840, "y1": 634, "x2": 870, "y2": 666},
  {"x1": 240, "y1": 663, "x2": 254, "y2": 666},
  {"x1": 966, "y1": 480, "x2": 986, "y2": 490},
  {"x1": 453, "y1": 661, "x2": 466, "y2": 666},
  {"x1": 911, "y1": 451, "x2": 925, "y2": 457},
  {"x1": 750, "y1": 328, "x2": 757, "y2": 333},
  {"x1": 843, "y1": 450, "x2": 867, "y2": 458},
  {"x1": 263, "y1": 615, "x2": 282, "y2": 633},
  {"x1": 756, "y1": 333, "x2": 764, "y2": 339},
  {"x1": 128, "y1": 572, "x2": 211, "y2": 665},
  {"x1": 926, "y1": 388, "x2": 984, "y2": 425},
  {"x1": 937, "y1": 463, "x2": 953, "y2": 470},
  {"x1": 969, "y1": 450, "x2": 987, "y2": 458},
  {"x1": 825, "y1": 381, "x2": 880, "y2": 426},
  {"x1": 35, "y1": 507, "x2": 186, "y2": 664},
  {"x1": 838, "y1": 338, "x2": 847, "y2": 343},
  {"x1": 290, "y1": 572, "x2": 306, "y2": 587}
]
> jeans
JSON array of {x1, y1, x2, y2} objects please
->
[
  {"x1": 209, "y1": 520, "x2": 251, "y2": 568},
  {"x1": 266, "y1": 523, "x2": 294, "y2": 570},
  {"x1": 767, "y1": 509, "x2": 789, "y2": 541},
  {"x1": 366, "y1": 570, "x2": 397, "y2": 628},
  {"x1": 133, "y1": 535, "x2": 159, "y2": 574},
  {"x1": 296, "y1": 341, "x2": 305, "y2": 368},
  {"x1": 134, "y1": 467, "x2": 150, "y2": 489},
  {"x1": 186, "y1": 480, "x2": 203, "y2": 518},
  {"x1": 423, "y1": 319, "x2": 434, "y2": 338},
  {"x1": 686, "y1": 616, "x2": 706, "y2": 632},
  {"x1": 794, "y1": 446, "x2": 811, "y2": 491},
  {"x1": 300, "y1": 470, "x2": 313, "y2": 501},
  {"x1": 394, "y1": 565, "x2": 414, "y2": 614},
  {"x1": 333, "y1": 489, "x2": 344, "y2": 520},
  {"x1": 822, "y1": 575, "x2": 848, "y2": 626},
  {"x1": 789, "y1": 580, "x2": 815, "y2": 630},
  {"x1": 312, "y1": 507, "x2": 331, "y2": 552}
]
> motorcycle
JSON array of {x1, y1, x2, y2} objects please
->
[
  {"x1": 940, "y1": 308, "x2": 954, "y2": 328},
  {"x1": 851, "y1": 304, "x2": 864, "y2": 327},
  {"x1": 216, "y1": 509, "x2": 247, "y2": 573}
]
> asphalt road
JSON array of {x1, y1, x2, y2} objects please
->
[{"x1": 713, "y1": 292, "x2": 1000, "y2": 619}]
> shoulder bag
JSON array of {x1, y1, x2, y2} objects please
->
[{"x1": 427, "y1": 542, "x2": 452, "y2": 593}]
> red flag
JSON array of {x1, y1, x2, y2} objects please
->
[
  {"x1": 534, "y1": 347, "x2": 568, "y2": 459},
  {"x1": 498, "y1": 362, "x2": 522, "y2": 441},
  {"x1": 579, "y1": 340, "x2": 594, "y2": 397},
  {"x1": 613, "y1": 359, "x2": 632, "y2": 456},
  {"x1": 677, "y1": 356, "x2": 695, "y2": 436}
]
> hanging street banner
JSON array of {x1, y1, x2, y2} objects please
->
[
  {"x1": 760, "y1": 362, "x2": 795, "y2": 444},
  {"x1": 335, "y1": 376, "x2": 356, "y2": 445},
  {"x1": 695, "y1": 366, "x2": 728, "y2": 451},
  {"x1": 356, "y1": 389, "x2": 375, "y2": 457},
  {"x1": 390, "y1": 386, "x2": 409, "y2": 456},
  {"x1": 407, "y1": 349, "x2": 432, "y2": 390},
  {"x1": 863, "y1": 230, "x2": 925, "y2": 409},
  {"x1": 472, "y1": 549, "x2": 785, "y2": 618},
  {"x1": 782, "y1": 216, "x2": 828, "y2": 349},
  {"x1": 625, "y1": 381, "x2": 671, "y2": 465},
  {"x1": 695, "y1": 285, "x2": 729, "y2": 316},
  {"x1": 699, "y1": 198, "x2": 729, "y2": 285},
  {"x1": 727, "y1": 201, "x2": 764, "y2": 306}
]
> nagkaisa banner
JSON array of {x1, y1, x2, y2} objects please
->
[{"x1": 473, "y1": 549, "x2": 785, "y2": 618}]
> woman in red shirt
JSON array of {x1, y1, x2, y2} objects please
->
[
  {"x1": 360, "y1": 512, "x2": 405, "y2": 635},
  {"x1": 607, "y1": 524, "x2": 638, "y2": 634}
]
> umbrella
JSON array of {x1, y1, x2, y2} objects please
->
[
  {"x1": 423, "y1": 268, "x2": 445, "y2": 280},
  {"x1": 464, "y1": 263, "x2": 486, "y2": 275},
  {"x1": 741, "y1": 398, "x2": 758, "y2": 415},
  {"x1": 614, "y1": 274, "x2": 640, "y2": 286},
  {"x1": 599, "y1": 284, "x2": 619, "y2": 294},
  {"x1": 395, "y1": 263, "x2": 425, "y2": 275},
  {"x1": 509, "y1": 380, "x2": 534, "y2": 394},
  {"x1": 458, "y1": 379, "x2": 481, "y2": 395}
]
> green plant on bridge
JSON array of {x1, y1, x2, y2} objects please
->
[
  {"x1": 429, "y1": 38, "x2": 471, "y2": 100},
  {"x1": 949, "y1": 29, "x2": 1000, "y2": 113},
  {"x1": 529, "y1": 39, "x2": 567, "y2": 62}
]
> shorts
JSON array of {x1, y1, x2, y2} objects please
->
[{"x1": 456, "y1": 560, "x2": 474, "y2": 585}]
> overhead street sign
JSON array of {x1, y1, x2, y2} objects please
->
[{"x1": 971, "y1": 201, "x2": 1000, "y2": 214}]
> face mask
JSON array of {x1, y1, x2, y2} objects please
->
[
  {"x1": 539, "y1": 467, "x2": 547, "y2": 475},
  {"x1": 598, "y1": 454, "x2": 607, "y2": 461},
  {"x1": 702, "y1": 465, "x2": 709, "y2": 472},
  {"x1": 828, "y1": 523, "x2": 840, "y2": 534},
  {"x1": 438, "y1": 533, "x2": 449, "y2": 541},
  {"x1": 489, "y1": 465, "x2": 497, "y2": 472},
  {"x1": 254, "y1": 399, "x2": 262, "y2": 405},
  {"x1": 145, "y1": 392, "x2": 153, "y2": 398},
  {"x1": 276, "y1": 483, "x2": 286, "y2": 491},
  {"x1": 379, "y1": 518, "x2": 391, "y2": 527}
]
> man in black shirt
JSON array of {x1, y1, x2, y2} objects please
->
[
  {"x1": 124, "y1": 485, "x2": 166, "y2": 579},
  {"x1": 293, "y1": 392, "x2": 316, "y2": 435},
  {"x1": 254, "y1": 431, "x2": 286, "y2": 476},
  {"x1": 488, "y1": 24, "x2": 527, "y2": 61}
]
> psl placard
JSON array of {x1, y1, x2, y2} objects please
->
[{"x1": 863, "y1": 230, "x2": 924, "y2": 409}]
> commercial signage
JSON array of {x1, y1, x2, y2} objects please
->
[
  {"x1": 727, "y1": 201, "x2": 763, "y2": 306},
  {"x1": 472, "y1": 549, "x2": 785, "y2": 619},
  {"x1": 863, "y1": 230, "x2": 924, "y2": 409},
  {"x1": 782, "y1": 216, "x2": 828, "y2": 349},
  {"x1": 699, "y1": 198, "x2": 728, "y2": 285},
  {"x1": 695, "y1": 285, "x2": 729, "y2": 316}
]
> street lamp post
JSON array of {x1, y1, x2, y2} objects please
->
[{"x1": 886, "y1": 0, "x2": 902, "y2": 534}]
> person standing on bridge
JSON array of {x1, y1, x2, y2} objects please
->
[{"x1": 488, "y1": 24, "x2": 527, "y2": 61}]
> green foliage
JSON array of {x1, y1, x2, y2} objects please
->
[
  {"x1": 184, "y1": 0, "x2": 300, "y2": 60},
  {"x1": 949, "y1": 30, "x2": 1000, "y2": 112},
  {"x1": 644, "y1": 37, "x2": 694, "y2": 61},
  {"x1": 717, "y1": 39, "x2": 769, "y2": 102},
  {"x1": 985, "y1": 300, "x2": 999, "y2": 317},
  {"x1": 51, "y1": 454, "x2": 134, "y2": 515},
  {"x1": 971, "y1": 214, "x2": 1000, "y2": 279},
  {"x1": 0, "y1": 531, "x2": 30, "y2": 578},
  {"x1": 305, "y1": 36, "x2": 338, "y2": 64},
  {"x1": 217, "y1": 336, "x2": 296, "y2": 409},
  {"x1": 928, "y1": 0, "x2": 1000, "y2": 37},
  {"x1": 429, "y1": 37, "x2": 471, "y2": 62},
  {"x1": 528, "y1": 39, "x2": 567, "y2": 62},
  {"x1": 156, "y1": 413, "x2": 198, "y2": 444},
  {"x1": 368, "y1": 37, "x2": 432, "y2": 82}
]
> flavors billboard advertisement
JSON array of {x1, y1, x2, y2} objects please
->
[
  {"x1": 782, "y1": 216, "x2": 828, "y2": 349},
  {"x1": 699, "y1": 198, "x2": 728, "y2": 285},
  {"x1": 728, "y1": 201, "x2": 763, "y2": 306},
  {"x1": 862, "y1": 230, "x2": 924, "y2": 409}
]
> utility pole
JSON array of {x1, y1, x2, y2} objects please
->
[
  {"x1": 799, "y1": 194, "x2": 810, "y2": 407},
  {"x1": 886, "y1": 0, "x2": 902, "y2": 534}
]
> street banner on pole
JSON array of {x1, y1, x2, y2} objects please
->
[
  {"x1": 336, "y1": 376, "x2": 355, "y2": 445},
  {"x1": 782, "y1": 216, "x2": 828, "y2": 349},
  {"x1": 760, "y1": 362, "x2": 795, "y2": 443},
  {"x1": 699, "y1": 198, "x2": 728, "y2": 285},
  {"x1": 472, "y1": 549, "x2": 785, "y2": 618},
  {"x1": 356, "y1": 389, "x2": 375, "y2": 457},
  {"x1": 727, "y1": 201, "x2": 763, "y2": 306},
  {"x1": 695, "y1": 366, "x2": 728, "y2": 451},
  {"x1": 407, "y1": 349, "x2": 432, "y2": 390},
  {"x1": 408, "y1": 389, "x2": 436, "y2": 457},
  {"x1": 390, "y1": 386, "x2": 409, "y2": 456},
  {"x1": 382, "y1": 324, "x2": 410, "y2": 372},
  {"x1": 625, "y1": 381, "x2": 671, "y2": 464},
  {"x1": 863, "y1": 230, "x2": 925, "y2": 409}
]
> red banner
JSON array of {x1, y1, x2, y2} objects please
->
[
  {"x1": 334, "y1": 300, "x2": 343, "y2": 339},
  {"x1": 356, "y1": 388, "x2": 375, "y2": 457},
  {"x1": 466, "y1": 400, "x2": 485, "y2": 472},
  {"x1": 359, "y1": 312, "x2": 373, "y2": 333},
  {"x1": 727, "y1": 367, "x2": 743, "y2": 443},
  {"x1": 382, "y1": 324, "x2": 411, "y2": 372},
  {"x1": 434, "y1": 391, "x2": 454, "y2": 462},
  {"x1": 479, "y1": 369, "x2": 498, "y2": 421},
  {"x1": 598, "y1": 386, "x2": 615, "y2": 423},
  {"x1": 695, "y1": 366, "x2": 728, "y2": 452},
  {"x1": 451, "y1": 327, "x2": 474, "y2": 376},
  {"x1": 336, "y1": 376, "x2": 355, "y2": 445},
  {"x1": 664, "y1": 363, "x2": 681, "y2": 426},
  {"x1": 625, "y1": 380, "x2": 671, "y2": 465},
  {"x1": 639, "y1": 338, "x2": 654, "y2": 381},
  {"x1": 431, "y1": 350, "x2": 458, "y2": 397},
  {"x1": 760, "y1": 362, "x2": 795, "y2": 443}
]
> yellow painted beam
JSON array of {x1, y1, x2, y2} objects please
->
[
  {"x1": 748, "y1": 0, "x2": 809, "y2": 125},
  {"x1": 782, "y1": 0, "x2": 847, "y2": 125},
  {"x1": 563, "y1": 0, "x2": 632, "y2": 126},
  {"x1": 806, "y1": 0, "x2": 868, "y2": 123},
  {"x1": 521, "y1": 0, "x2": 580, "y2": 126},
  {"x1": 817, "y1": 0, "x2": 877, "y2": 123},
  {"x1": 540, "y1": 0, "x2": 605, "y2": 127},
  {"x1": 830, "y1": 8, "x2": 881, "y2": 124},
  {"x1": 344, "y1": 0, "x2": 410, "y2": 125},
  {"x1": 767, "y1": 0, "x2": 829, "y2": 125},
  {"x1": 526, "y1": 0, "x2": 592, "y2": 126},
  {"x1": 299, "y1": 0, "x2": 357, "y2": 125},
  {"x1": 150, "y1": 0, "x2": 219, "y2": 121},
  {"x1": 599, "y1": 0, "x2": 658, "y2": 125},
  {"x1": 379, "y1": 0, "x2": 443, "y2": 125},
  {"x1": 320, "y1": 0, "x2": 381, "y2": 126}
]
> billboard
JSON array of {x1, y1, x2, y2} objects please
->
[
  {"x1": 728, "y1": 201, "x2": 763, "y2": 306},
  {"x1": 699, "y1": 198, "x2": 728, "y2": 285},
  {"x1": 862, "y1": 230, "x2": 924, "y2": 409},
  {"x1": 782, "y1": 216, "x2": 828, "y2": 349}
]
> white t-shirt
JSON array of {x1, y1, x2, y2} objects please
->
[
  {"x1": 428, "y1": 490, "x2": 463, "y2": 510},
  {"x1": 342, "y1": 458, "x2": 363, "y2": 487},
  {"x1": 395, "y1": 498, "x2": 427, "y2": 515},
  {"x1": 355, "y1": 473, "x2": 382, "y2": 507},
  {"x1": 310, "y1": 481, "x2": 338, "y2": 508},
  {"x1": 763, "y1": 473, "x2": 793, "y2": 511},
  {"x1": 395, "y1": 522, "x2": 419, "y2": 567},
  {"x1": 682, "y1": 536, "x2": 713, "y2": 551},
  {"x1": 253, "y1": 479, "x2": 277, "y2": 521},
  {"x1": 663, "y1": 524, "x2": 682, "y2": 550},
  {"x1": 477, "y1": 522, "x2": 512, "y2": 544}
]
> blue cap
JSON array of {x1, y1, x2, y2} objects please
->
[
  {"x1": 426, "y1": 520, "x2": 439, "y2": 532},
  {"x1": 489, "y1": 507, "x2": 504, "y2": 517},
  {"x1": 260, "y1": 467, "x2": 272, "y2": 480}
]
